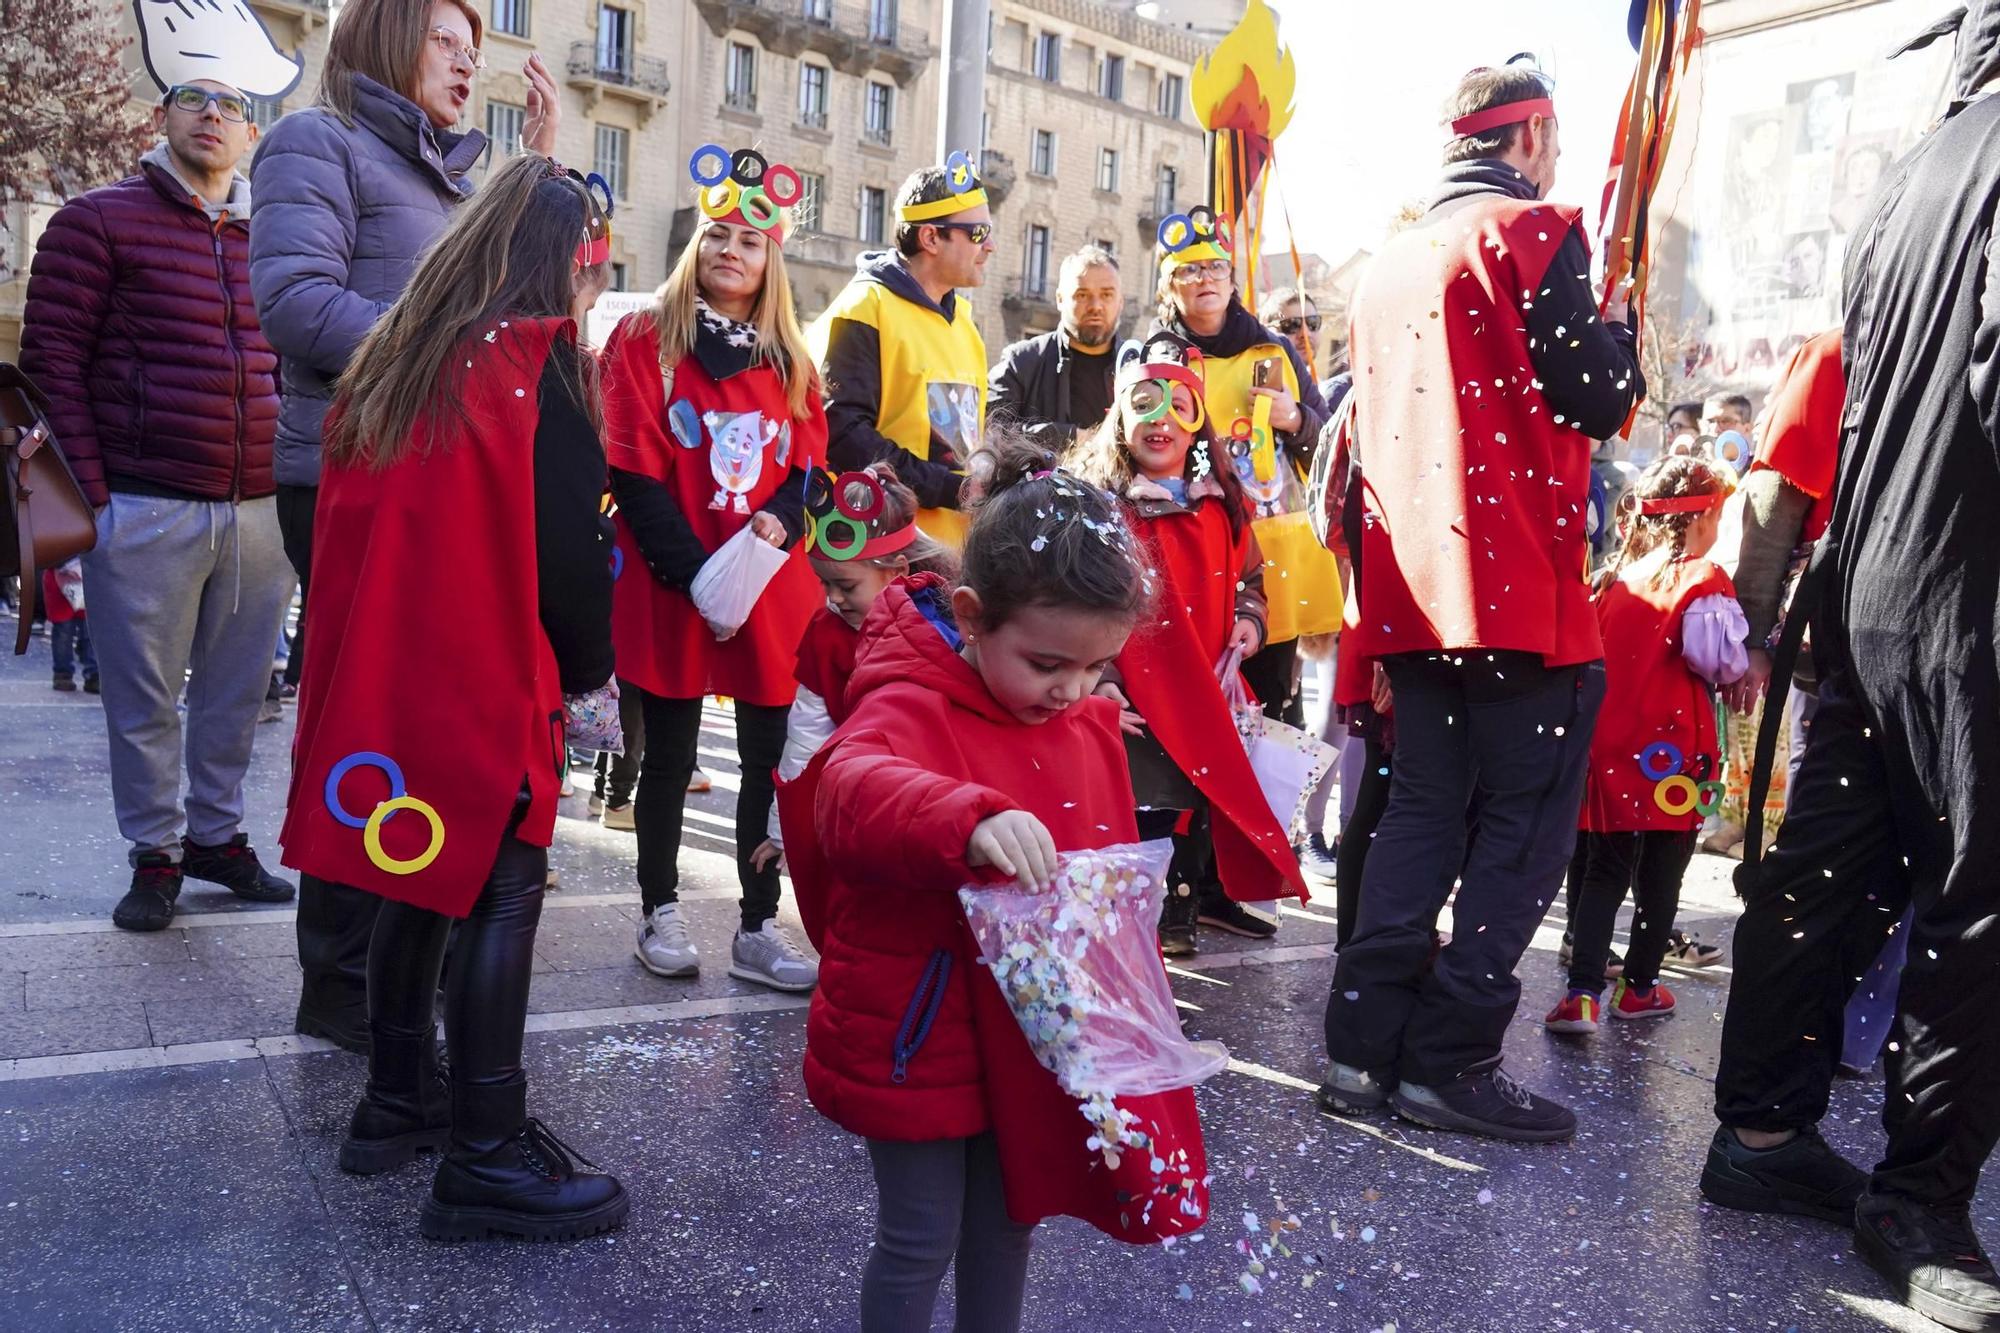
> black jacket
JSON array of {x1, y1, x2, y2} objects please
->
[{"x1": 987, "y1": 328, "x2": 1117, "y2": 447}]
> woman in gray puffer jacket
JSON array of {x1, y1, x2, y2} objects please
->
[{"x1": 249, "y1": 0, "x2": 560, "y2": 1053}]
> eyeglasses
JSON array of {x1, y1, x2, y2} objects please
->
[
  {"x1": 1172, "y1": 259, "x2": 1233, "y2": 285},
  {"x1": 929, "y1": 221, "x2": 992, "y2": 245},
  {"x1": 428, "y1": 26, "x2": 487, "y2": 71},
  {"x1": 164, "y1": 85, "x2": 248, "y2": 123},
  {"x1": 1275, "y1": 315, "x2": 1322, "y2": 335}
]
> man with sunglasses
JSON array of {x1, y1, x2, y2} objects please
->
[
  {"x1": 21, "y1": 59, "x2": 302, "y2": 931},
  {"x1": 810, "y1": 160, "x2": 995, "y2": 546},
  {"x1": 1259, "y1": 287, "x2": 1322, "y2": 384},
  {"x1": 1318, "y1": 63, "x2": 1644, "y2": 1143}
]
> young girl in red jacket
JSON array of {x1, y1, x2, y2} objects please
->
[
  {"x1": 781, "y1": 437, "x2": 1205, "y2": 1332},
  {"x1": 757, "y1": 463, "x2": 954, "y2": 864},
  {"x1": 1548, "y1": 455, "x2": 1748, "y2": 1034},
  {"x1": 1066, "y1": 331, "x2": 1306, "y2": 957}
]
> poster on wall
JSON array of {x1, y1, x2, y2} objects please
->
[{"x1": 1681, "y1": 0, "x2": 1948, "y2": 386}]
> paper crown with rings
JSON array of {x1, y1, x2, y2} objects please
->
[
  {"x1": 803, "y1": 468, "x2": 918, "y2": 563},
  {"x1": 1156, "y1": 205, "x2": 1233, "y2": 272},
  {"x1": 898, "y1": 150, "x2": 987, "y2": 223},
  {"x1": 689, "y1": 144, "x2": 799, "y2": 244},
  {"x1": 1115, "y1": 332, "x2": 1209, "y2": 432},
  {"x1": 543, "y1": 159, "x2": 616, "y2": 267}
]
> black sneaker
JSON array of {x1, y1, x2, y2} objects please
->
[
  {"x1": 1197, "y1": 897, "x2": 1279, "y2": 939},
  {"x1": 1857, "y1": 1193, "x2": 2000, "y2": 1331},
  {"x1": 82, "y1": 674, "x2": 99, "y2": 695},
  {"x1": 1390, "y1": 1056, "x2": 1576, "y2": 1142},
  {"x1": 1699, "y1": 1126, "x2": 1867, "y2": 1224},
  {"x1": 1299, "y1": 833, "x2": 1338, "y2": 883},
  {"x1": 112, "y1": 854, "x2": 183, "y2": 932},
  {"x1": 51, "y1": 673, "x2": 74, "y2": 692},
  {"x1": 181, "y1": 834, "x2": 296, "y2": 903},
  {"x1": 1316, "y1": 1061, "x2": 1393, "y2": 1115},
  {"x1": 1159, "y1": 881, "x2": 1197, "y2": 958}
]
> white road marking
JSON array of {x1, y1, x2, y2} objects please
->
[{"x1": 1223, "y1": 1056, "x2": 1486, "y2": 1173}]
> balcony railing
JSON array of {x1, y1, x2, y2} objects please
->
[
  {"x1": 862, "y1": 122, "x2": 893, "y2": 148},
  {"x1": 691, "y1": 0, "x2": 930, "y2": 86},
  {"x1": 725, "y1": 89, "x2": 759, "y2": 113},
  {"x1": 566, "y1": 42, "x2": 672, "y2": 102},
  {"x1": 799, "y1": 106, "x2": 829, "y2": 130}
]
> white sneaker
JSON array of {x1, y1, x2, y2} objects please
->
[
  {"x1": 728, "y1": 921, "x2": 818, "y2": 992},
  {"x1": 635, "y1": 903, "x2": 698, "y2": 977},
  {"x1": 602, "y1": 802, "x2": 636, "y2": 832}
]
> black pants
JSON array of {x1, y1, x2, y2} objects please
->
[
  {"x1": 1136, "y1": 805, "x2": 1214, "y2": 901},
  {"x1": 1240, "y1": 636, "x2": 1305, "y2": 727},
  {"x1": 1566, "y1": 829, "x2": 1696, "y2": 991},
  {"x1": 275, "y1": 483, "x2": 314, "y2": 689},
  {"x1": 1324, "y1": 651, "x2": 1604, "y2": 1085},
  {"x1": 367, "y1": 822, "x2": 545, "y2": 1091},
  {"x1": 1334, "y1": 736, "x2": 1392, "y2": 950},
  {"x1": 590, "y1": 677, "x2": 646, "y2": 809},
  {"x1": 634, "y1": 688, "x2": 789, "y2": 931}
]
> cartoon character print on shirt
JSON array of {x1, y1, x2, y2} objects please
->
[
  {"x1": 926, "y1": 381, "x2": 979, "y2": 470},
  {"x1": 701, "y1": 408, "x2": 783, "y2": 513},
  {"x1": 1231, "y1": 443, "x2": 1300, "y2": 520}
]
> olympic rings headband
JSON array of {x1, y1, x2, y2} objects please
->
[
  {"x1": 544, "y1": 159, "x2": 615, "y2": 268},
  {"x1": 1156, "y1": 204, "x2": 1232, "y2": 270},
  {"x1": 803, "y1": 469, "x2": 918, "y2": 562},
  {"x1": 689, "y1": 144, "x2": 799, "y2": 244},
  {"x1": 1448, "y1": 97, "x2": 1556, "y2": 138},
  {"x1": 899, "y1": 150, "x2": 988, "y2": 222},
  {"x1": 1635, "y1": 492, "x2": 1722, "y2": 516}
]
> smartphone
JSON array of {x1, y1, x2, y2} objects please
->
[{"x1": 1253, "y1": 356, "x2": 1279, "y2": 389}]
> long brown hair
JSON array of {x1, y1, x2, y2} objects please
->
[
  {"x1": 1602, "y1": 454, "x2": 1729, "y2": 588},
  {"x1": 649, "y1": 219, "x2": 820, "y2": 421},
  {"x1": 1064, "y1": 386, "x2": 1250, "y2": 539},
  {"x1": 325, "y1": 154, "x2": 608, "y2": 470},
  {"x1": 318, "y1": 0, "x2": 483, "y2": 125}
]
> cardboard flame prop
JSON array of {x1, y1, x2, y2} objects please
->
[{"x1": 1187, "y1": 0, "x2": 1296, "y2": 307}]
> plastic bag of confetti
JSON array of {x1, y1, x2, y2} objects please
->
[
  {"x1": 959, "y1": 840, "x2": 1229, "y2": 1099},
  {"x1": 688, "y1": 524, "x2": 791, "y2": 640}
]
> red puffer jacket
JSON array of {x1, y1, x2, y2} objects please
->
[{"x1": 19, "y1": 155, "x2": 278, "y2": 507}]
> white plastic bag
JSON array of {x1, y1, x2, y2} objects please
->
[
  {"x1": 688, "y1": 524, "x2": 790, "y2": 640},
  {"x1": 959, "y1": 840, "x2": 1228, "y2": 1099},
  {"x1": 1217, "y1": 648, "x2": 1339, "y2": 838}
]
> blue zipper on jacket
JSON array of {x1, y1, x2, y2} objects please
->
[{"x1": 890, "y1": 949, "x2": 952, "y2": 1085}]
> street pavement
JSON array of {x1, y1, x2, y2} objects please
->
[{"x1": 0, "y1": 620, "x2": 1965, "y2": 1332}]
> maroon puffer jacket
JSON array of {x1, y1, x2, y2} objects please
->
[{"x1": 19, "y1": 156, "x2": 278, "y2": 507}]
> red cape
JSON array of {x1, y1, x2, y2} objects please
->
[{"x1": 1752, "y1": 329, "x2": 1843, "y2": 543}]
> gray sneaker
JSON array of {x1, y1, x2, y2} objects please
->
[
  {"x1": 1316, "y1": 1061, "x2": 1394, "y2": 1114},
  {"x1": 728, "y1": 921, "x2": 818, "y2": 992},
  {"x1": 1391, "y1": 1056, "x2": 1576, "y2": 1142},
  {"x1": 635, "y1": 903, "x2": 698, "y2": 978}
]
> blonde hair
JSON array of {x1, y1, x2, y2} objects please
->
[{"x1": 650, "y1": 220, "x2": 819, "y2": 421}]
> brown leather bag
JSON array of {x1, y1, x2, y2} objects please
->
[{"x1": 1, "y1": 364, "x2": 97, "y2": 654}]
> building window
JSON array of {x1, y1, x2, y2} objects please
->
[
  {"x1": 247, "y1": 95, "x2": 285, "y2": 128},
  {"x1": 1096, "y1": 146, "x2": 1119, "y2": 193},
  {"x1": 864, "y1": 82, "x2": 894, "y2": 146},
  {"x1": 1024, "y1": 224, "x2": 1052, "y2": 297},
  {"x1": 1155, "y1": 163, "x2": 1178, "y2": 214},
  {"x1": 596, "y1": 5, "x2": 631, "y2": 76},
  {"x1": 492, "y1": 0, "x2": 529, "y2": 38},
  {"x1": 798, "y1": 62, "x2": 828, "y2": 128},
  {"x1": 867, "y1": 0, "x2": 897, "y2": 44},
  {"x1": 610, "y1": 261, "x2": 629, "y2": 291},
  {"x1": 485, "y1": 100, "x2": 525, "y2": 160},
  {"x1": 802, "y1": 0, "x2": 831, "y2": 20},
  {"x1": 796, "y1": 171, "x2": 825, "y2": 233},
  {"x1": 725, "y1": 41, "x2": 757, "y2": 112},
  {"x1": 860, "y1": 185, "x2": 887, "y2": 245},
  {"x1": 1099, "y1": 53, "x2": 1124, "y2": 101},
  {"x1": 594, "y1": 124, "x2": 629, "y2": 200},
  {"x1": 1158, "y1": 71, "x2": 1183, "y2": 119},
  {"x1": 1031, "y1": 129, "x2": 1056, "y2": 176},
  {"x1": 1032, "y1": 32, "x2": 1061, "y2": 82}
]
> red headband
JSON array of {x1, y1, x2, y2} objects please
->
[
  {"x1": 575, "y1": 235, "x2": 610, "y2": 267},
  {"x1": 1450, "y1": 97, "x2": 1556, "y2": 137},
  {"x1": 853, "y1": 524, "x2": 917, "y2": 561},
  {"x1": 1122, "y1": 361, "x2": 1206, "y2": 401},
  {"x1": 1636, "y1": 493, "x2": 1720, "y2": 516}
]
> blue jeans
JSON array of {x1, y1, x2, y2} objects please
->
[{"x1": 51, "y1": 618, "x2": 95, "y2": 679}]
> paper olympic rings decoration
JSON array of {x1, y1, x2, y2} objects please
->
[
  {"x1": 324, "y1": 751, "x2": 446, "y2": 876},
  {"x1": 1635, "y1": 742, "x2": 1725, "y2": 818},
  {"x1": 690, "y1": 144, "x2": 795, "y2": 237},
  {"x1": 804, "y1": 469, "x2": 917, "y2": 562},
  {"x1": 1123, "y1": 377, "x2": 1206, "y2": 433},
  {"x1": 899, "y1": 150, "x2": 989, "y2": 222},
  {"x1": 1156, "y1": 205, "x2": 1232, "y2": 256},
  {"x1": 1714, "y1": 429, "x2": 1753, "y2": 474}
]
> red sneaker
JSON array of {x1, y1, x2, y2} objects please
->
[
  {"x1": 1610, "y1": 978, "x2": 1676, "y2": 1020},
  {"x1": 1544, "y1": 990, "x2": 1600, "y2": 1034}
]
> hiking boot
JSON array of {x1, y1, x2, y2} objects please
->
[
  {"x1": 728, "y1": 921, "x2": 818, "y2": 992},
  {"x1": 635, "y1": 903, "x2": 698, "y2": 978},
  {"x1": 180, "y1": 834, "x2": 296, "y2": 903},
  {"x1": 1299, "y1": 832, "x2": 1338, "y2": 884},
  {"x1": 1699, "y1": 1126, "x2": 1867, "y2": 1224},
  {"x1": 339, "y1": 1029, "x2": 451, "y2": 1175},
  {"x1": 421, "y1": 1079, "x2": 628, "y2": 1242},
  {"x1": 1391, "y1": 1056, "x2": 1577, "y2": 1142},
  {"x1": 1316, "y1": 1061, "x2": 1393, "y2": 1114},
  {"x1": 1856, "y1": 1193, "x2": 2000, "y2": 1332},
  {"x1": 1197, "y1": 897, "x2": 1279, "y2": 940},
  {"x1": 1159, "y1": 881, "x2": 1197, "y2": 957},
  {"x1": 112, "y1": 853, "x2": 182, "y2": 932}
]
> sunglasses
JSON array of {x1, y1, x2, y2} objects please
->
[
  {"x1": 164, "y1": 85, "x2": 248, "y2": 123},
  {"x1": 928, "y1": 221, "x2": 992, "y2": 245},
  {"x1": 428, "y1": 26, "x2": 487, "y2": 71},
  {"x1": 1275, "y1": 315, "x2": 1322, "y2": 335}
]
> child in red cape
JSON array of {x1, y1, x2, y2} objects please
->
[
  {"x1": 756, "y1": 463, "x2": 955, "y2": 868},
  {"x1": 1548, "y1": 455, "x2": 1748, "y2": 1035},
  {"x1": 1066, "y1": 331, "x2": 1308, "y2": 958},
  {"x1": 778, "y1": 437, "x2": 1209, "y2": 1330}
]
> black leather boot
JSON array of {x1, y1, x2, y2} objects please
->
[
  {"x1": 338, "y1": 1029, "x2": 450, "y2": 1175},
  {"x1": 1159, "y1": 880, "x2": 1198, "y2": 957},
  {"x1": 421, "y1": 1078, "x2": 628, "y2": 1242}
]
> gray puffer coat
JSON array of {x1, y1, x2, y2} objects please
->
[{"x1": 248, "y1": 73, "x2": 486, "y2": 486}]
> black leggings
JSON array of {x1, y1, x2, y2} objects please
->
[
  {"x1": 1566, "y1": 829, "x2": 1697, "y2": 991},
  {"x1": 367, "y1": 823, "x2": 546, "y2": 1089},
  {"x1": 1240, "y1": 636, "x2": 1305, "y2": 727},
  {"x1": 633, "y1": 687, "x2": 789, "y2": 930},
  {"x1": 590, "y1": 677, "x2": 646, "y2": 809}
]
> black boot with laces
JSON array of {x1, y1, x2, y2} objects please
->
[{"x1": 421, "y1": 1077, "x2": 628, "y2": 1242}]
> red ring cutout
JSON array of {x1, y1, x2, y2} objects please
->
[
  {"x1": 1230, "y1": 417, "x2": 1254, "y2": 442},
  {"x1": 832, "y1": 470, "x2": 886, "y2": 522},
  {"x1": 764, "y1": 164, "x2": 803, "y2": 207}
]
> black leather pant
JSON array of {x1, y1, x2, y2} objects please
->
[{"x1": 367, "y1": 829, "x2": 547, "y2": 1089}]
